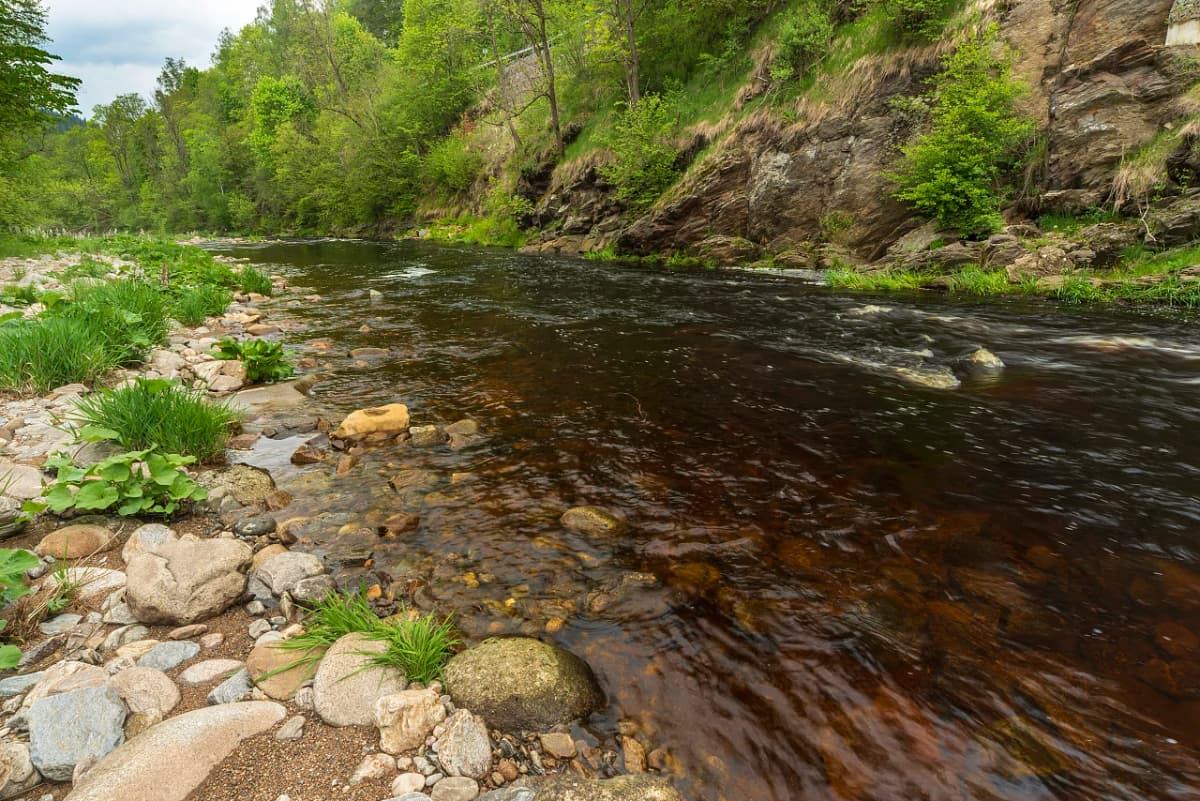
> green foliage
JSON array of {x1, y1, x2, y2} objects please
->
[
  {"x1": 237, "y1": 266, "x2": 273, "y2": 296},
  {"x1": 273, "y1": 591, "x2": 459, "y2": 684},
  {"x1": 211, "y1": 338, "x2": 294, "y2": 384},
  {"x1": 70, "y1": 379, "x2": 240, "y2": 463},
  {"x1": 770, "y1": 0, "x2": 836, "y2": 82},
  {"x1": 425, "y1": 135, "x2": 482, "y2": 196},
  {"x1": 598, "y1": 94, "x2": 679, "y2": 211},
  {"x1": 0, "y1": 548, "x2": 38, "y2": 669},
  {"x1": 1052, "y1": 276, "x2": 1105, "y2": 305},
  {"x1": 170, "y1": 284, "x2": 233, "y2": 325},
  {"x1": 38, "y1": 448, "x2": 207, "y2": 518},
  {"x1": 826, "y1": 266, "x2": 931, "y2": 291},
  {"x1": 0, "y1": 317, "x2": 111, "y2": 394},
  {"x1": 891, "y1": 28, "x2": 1035, "y2": 237},
  {"x1": 945, "y1": 265, "x2": 1009, "y2": 295},
  {"x1": 880, "y1": 0, "x2": 960, "y2": 41},
  {"x1": 1036, "y1": 209, "x2": 1121, "y2": 235},
  {"x1": 61, "y1": 279, "x2": 168, "y2": 364}
]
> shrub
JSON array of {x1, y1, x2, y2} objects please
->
[
  {"x1": 211, "y1": 338, "x2": 293, "y2": 384},
  {"x1": 238, "y1": 266, "x2": 273, "y2": 296},
  {"x1": 37, "y1": 447, "x2": 207, "y2": 518},
  {"x1": 890, "y1": 28, "x2": 1035, "y2": 237},
  {"x1": 881, "y1": 0, "x2": 960, "y2": 41},
  {"x1": 425, "y1": 136, "x2": 482, "y2": 196},
  {"x1": 598, "y1": 94, "x2": 679, "y2": 211},
  {"x1": 0, "y1": 549, "x2": 38, "y2": 668},
  {"x1": 771, "y1": 0, "x2": 836, "y2": 82},
  {"x1": 0, "y1": 317, "x2": 112, "y2": 394},
  {"x1": 71, "y1": 379, "x2": 240, "y2": 463},
  {"x1": 63, "y1": 279, "x2": 168, "y2": 365},
  {"x1": 170, "y1": 284, "x2": 232, "y2": 326}
]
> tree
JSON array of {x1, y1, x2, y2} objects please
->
[
  {"x1": 498, "y1": 0, "x2": 564, "y2": 157},
  {"x1": 0, "y1": 0, "x2": 79, "y2": 133}
]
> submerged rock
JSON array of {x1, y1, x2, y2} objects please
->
[
  {"x1": 956, "y1": 347, "x2": 1005, "y2": 376},
  {"x1": 560, "y1": 507, "x2": 625, "y2": 537},
  {"x1": 334, "y1": 404, "x2": 410, "y2": 440}
]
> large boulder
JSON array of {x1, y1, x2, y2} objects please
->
[
  {"x1": 34, "y1": 525, "x2": 114, "y2": 559},
  {"x1": 312, "y1": 633, "x2": 407, "y2": 727},
  {"x1": 126, "y1": 539, "x2": 252, "y2": 625},
  {"x1": 29, "y1": 685, "x2": 127, "y2": 782},
  {"x1": 64, "y1": 702, "x2": 285, "y2": 801},
  {"x1": 121, "y1": 524, "x2": 177, "y2": 564},
  {"x1": 532, "y1": 776, "x2": 685, "y2": 801},
  {"x1": 374, "y1": 688, "x2": 446, "y2": 755},
  {"x1": 444, "y1": 638, "x2": 603, "y2": 731},
  {"x1": 334, "y1": 404, "x2": 410, "y2": 440}
]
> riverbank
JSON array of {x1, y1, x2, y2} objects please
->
[{"x1": 0, "y1": 236, "x2": 679, "y2": 801}]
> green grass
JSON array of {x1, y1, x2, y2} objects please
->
[
  {"x1": 62, "y1": 279, "x2": 168, "y2": 366},
  {"x1": 826, "y1": 266, "x2": 932, "y2": 291},
  {"x1": 70, "y1": 378, "x2": 241, "y2": 463},
  {"x1": 0, "y1": 317, "x2": 113, "y2": 394},
  {"x1": 945, "y1": 265, "x2": 1010, "y2": 295},
  {"x1": 170, "y1": 284, "x2": 232, "y2": 326},
  {"x1": 271, "y1": 591, "x2": 459, "y2": 684},
  {"x1": 1036, "y1": 209, "x2": 1121, "y2": 235},
  {"x1": 237, "y1": 266, "x2": 273, "y2": 296}
]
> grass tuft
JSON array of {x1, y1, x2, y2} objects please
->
[
  {"x1": 0, "y1": 317, "x2": 112, "y2": 394},
  {"x1": 238, "y1": 266, "x2": 273, "y2": 296},
  {"x1": 170, "y1": 284, "x2": 233, "y2": 326}
]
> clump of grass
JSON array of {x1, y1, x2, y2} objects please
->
[
  {"x1": 947, "y1": 266, "x2": 1011, "y2": 296},
  {"x1": 63, "y1": 279, "x2": 167, "y2": 365},
  {"x1": 273, "y1": 591, "x2": 459, "y2": 684},
  {"x1": 1052, "y1": 276, "x2": 1106, "y2": 305},
  {"x1": 170, "y1": 284, "x2": 233, "y2": 326},
  {"x1": 826, "y1": 266, "x2": 930, "y2": 291},
  {"x1": 0, "y1": 317, "x2": 112, "y2": 394},
  {"x1": 238, "y1": 266, "x2": 273, "y2": 296},
  {"x1": 70, "y1": 378, "x2": 241, "y2": 463}
]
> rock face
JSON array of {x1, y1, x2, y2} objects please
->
[
  {"x1": 374, "y1": 688, "x2": 447, "y2": 755},
  {"x1": 29, "y1": 685, "x2": 127, "y2": 781},
  {"x1": 35, "y1": 524, "x2": 113, "y2": 559},
  {"x1": 312, "y1": 633, "x2": 407, "y2": 726},
  {"x1": 64, "y1": 702, "x2": 286, "y2": 801},
  {"x1": 334, "y1": 404, "x2": 410, "y2": 439},
  {"x1": 531, "y1": 775, "x2": 685, "y2": 801},
  {"x1": 434, "y1": 709, "x2": 491, "y2": 779},
  {"x1": 444, "y1": 638, "x2": 603, "y2": 731},
  {"x1": 126, "y1": 539, "x2": 251, "y2": 625}
]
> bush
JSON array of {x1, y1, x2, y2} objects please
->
[
  {"x1": 890, "y1": 28, "x2": 1034, "y2": 237},
  {"x1": 38, "y1": 447, "x2": 207, "y2": 518},
  {"x1": 0, "y1": 317, "x2": 112, "y2": 394},
  {"x1": 771, "y1": 0, "x2": 835, "y2": 82},
  {"x1": 170, "y1": 284, "x2": 232, "y2": 326},
  {"x1": 598, "y1": 94, "x2": 679, "y2": 211},
  {"x1": 425, "y1": 136, "x2": 482, "y2": 196},
  {"x1": 881, "y1": 0, "x2": 960, "y2": 41},
  {"x1": 211, "y1": 338, "x2": 293, "y2": 384},
  {"x1": 70, "y1": 379, "x2": 240, "y2": 463},
  {"x1": 63, "y1": 279, "x2": 168, "y2": 365}
]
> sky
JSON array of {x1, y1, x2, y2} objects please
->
[{"x1": 44, "y1": 0, "x2": 262, "y2": 117}]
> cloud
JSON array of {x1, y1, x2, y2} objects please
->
[{"x1": 44, "y1": 0, "x2": 261, "y2": 116}]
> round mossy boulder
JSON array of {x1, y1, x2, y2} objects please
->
[{"x1": 443, "y1": 637, "x2": 604, "y2": 731}]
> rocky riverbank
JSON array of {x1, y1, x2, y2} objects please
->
[{"x1": 0, "y1": 245, "x2": 683, "y2": 801}]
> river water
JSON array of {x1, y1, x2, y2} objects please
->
[{"x1": 211, "y1": 239, "x2": 1200, "y2": 801}]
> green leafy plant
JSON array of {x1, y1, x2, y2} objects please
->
[
  {"x1": 880, "y1": 0, "x2": 961, "y2": 41},
  {"x1": 71, "y1": 378, "x2": 240, "y2": 464},
  {"x1": 211, "y1": 338, "x2": 293, "y2": 384},
  {"x1": 770, "y1": 0, "x2": 836, "y2": 82},
  {"x1": 37, "y1": 447, "x2": 207, "y2": 518},
  {"x1": 0, "y1": 549, "x2": 41, "y2": 669},
  {"x1": 598, "y1": 94, "x2": 680, "y2": 212}
]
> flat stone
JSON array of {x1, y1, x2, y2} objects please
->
[
  {"x1": 233, "y1": 515, "x2": 276, "y2": 538},
  {"x1": 50, "y1": 567, "x2": 125, "y2": 602},
  {"x1": 312, "y1": 633, "x2": 406, "y2": 727},
  {"x1": 166, "y1": 624, "x2": 207, "y2": 641},
  {"x1": 29, "y1": 685, "x2": 126, "y2": 781},
  {"x1": 292, "y1": 574, "x2": 336, "y2": 603},
  {"x1": 35, "y1": 525, "x2": 113, "y2": 559},
  {"x1": 479, "y1": 788, "x2": 535, "y2": 801},
  {"x1": 0, "y1": 672, "x2": 43, "y2": 698},
  {"x1": 274, "y1": 715, "x2": 305, "y2": 741},
  {"x1": 116, "y1": 640, "x2": 160, "y2": 662},
  {"x1": 409, "y1": 425, "x2": 447, "y2": 448},
  {"x1": 539, "y1": 732, "x2": 577, "y2": 759},
  {"x1": 24, "y1": 661, "x2": 107, "y2": 707},
  {"x1": 207, "y1": 669, "x2": 253, "y2": 705},
  {"x1": 375, "y1": 688, "x2": 447, "y2": 755},
  {"x1": 38, "y1": 613, "x2": 82, "y2": 635},
  {"x1": 178, "y1": 659, "x2": 245, "y2": 686},
  {"x1": 64, "y1": 702, "x2": 286, "y2": 801},
  {"x1": 432, "y1": 777, "x2": 480, "y2": 801},
  {"x1": 334, "y1": 404, "x2": 410, "y2": 440},
  {"x1": 393, "y1": 773, "x2": 428, "y2": 796},
  {"x1": 256, "y1": 551, "x2": 325, "y2": 596},
  {"x1": 434, "y1": 709, "x2": 491, "y2": 779},
  {"x1": 246, "y1": 641, "x2": 319, "y2": 701},
  {"x1": 137, "y1": 641, "x2": 200, "y2": 672},
  {"x1": 0, "y1": 463, "x2": 44, "y2": 500},
  {"x1": 231, "y1": 382, "x2": 308, "y2": 413},
  {"x1": 198, "y1": 465, "x2": 275, "y2": 506},
  {"x1": 560, "y1": 507, "x2": 625, "y2": 536}
]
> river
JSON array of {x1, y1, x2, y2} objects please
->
[{"x1": 210, "y1": 239, "x2": 1200, "y2": 801}]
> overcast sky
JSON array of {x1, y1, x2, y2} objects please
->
[{"x1": 45, "y1": 0, "x2": 262, "y2": 117}]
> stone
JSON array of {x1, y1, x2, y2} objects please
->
[
  {"x1": 275, "y1": 715, "x2": 305, "y2": 740},
  {"x1": 432, "y1": 777, "x2": 480, "y2": 801},
  {"x1": 35, "y1": 525, "x2": 113, "y2": 559},
  {"x1": 199, "y1": 632, "x2": 224, "y2": 649},
  {"x1": 394, "y1": 773, "x2": 428, "y2": 795},
  {"x1": 312, "y1": 633, "x2": 407, "y2": 726},
  {"x1": 121, "y1": 524, "x2": 177, "y2": 564},
  {"x1": 256, "y1": 551, "x2": 325, "y2": 596},
  {"x1": 409, "y1": 425, "x2": 447, "y2": 448},
  {"x1": 396, "y1": 795, "x2": 434, "y2": 801},
  {"x1": 29, "y1": 685, "x2": 126, "y2": 781},
  {"x1": 167, "y1": 624, "x2": 207, "y2": 640},
  {"x1": 434, "y1": 710, "x2": 491, "y2": 779},
  {"x1": 539, "y1": 732, "x2": 576, "y2": 759},
  {"x1": 444, "y1": 419, "x2": 479, "y2": 437},
  {"x1": 292, "y1": 574, "x2": 336, "y2": 603},
  {"x1": 389, "y1": 469, "x2": 440, "y2": 494},
  {"x1": 0, "y1": 463, "x2": 44, "y2": 501},
  {"x1": 480, "y1": 790, "x2": 535, "y2": 801},
  {"x1": 207, "y1": 669, "x2": 253, "y2": 705},
  {"x1": 137, "y1": 641, "x2": 200, "y2": 671},
  {"x1": 0, "y1": 496, "x2": 26, "y2": 539},
  {"x1": 0, "y1": 672, "x2": 43, "y2": 698},
  {"x1": 375, "y1": 688, "x2": 447, "y2": 755},
  {"x1": 350, "y1": 347, "x2": 389, "y2": 359},
  {"x1": 560, "y1": 507, "x2": 625, "y2": 537},
  {"x1": 252, "y1": 544, "x2": 289, "y2": 571},
  {"x1": 231, "y1": 382, "x2": 308, "y2": 413},
  {"x1": 0, "y1": 741, "x2": 38, "y2": 799},
  {"x1": 620, "y1": 737, "x2": 645, "y2": 773},
  {"x1": 955, "y1": 348, "x2": 1005, "y2": 376},
  {"x1": 126, "y1": 538, "x2": 251, "y2": 625},
  {"x1": 107, "y1": 667, "x2": 179, "y2": 719},
  {"x1": 1005, "y1": 247, "x2": 1071, "y2": 281},
  {"x1": 24, "y1": 662, "x2": 107, "y2": 708},
  {"x1": 349, "y1": 752, "x2": 395, "y2": 784},
  {"x1": 248, "y1": 619, "x2": 272, "y2": 638},
  {"x1": 102, "y1": 624, "x2": 150, "y2": 653},
  {"x1": 530, "y1": 776, "x2": 685, "y2": 801},
  {"x1": 65, "y1": 702, "x2": 285, "y2": 801},
  {"x1": 38, "y1": 613, "x2": 82, "y2": 635},
  {"x1": 51, "y1": 567, "x2": 125, "y2": 602},
  {"x1": 101, "y1": 601, "x2": 138, "y2": 626},
  {"x1": 116, "y1": 640, "x2": 160, "y2": 662},
  {"x1": 246, "y1": 641, "x2": 319, "y2": 700},
  {"x1": 233, "y1": 515, "x2": 277, "y2": 538},
  {"x1": 444, "y1": 638, "x2": 603, "y2": 731},
  {"x1": 179, "y1": 659, "x2": 245, "y2": 686},
  {"x1": 334, "y1": 404, "x2": 410, "y2": 440},
  {"x1": 199, "y1": 464, "x2": 275, "y2": 506}
]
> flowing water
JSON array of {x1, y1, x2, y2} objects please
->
[{"x1": 211, "y1": 239, "x2": 1200, "y2": 801}]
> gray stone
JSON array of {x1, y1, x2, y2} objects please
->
[
  {"x1": 292, "y1": 574, "x2": 336, "y2": 603},
  {"x1": 274, "y1": 715, "x2": 305, "y2": 741},
  {"x1": 0, "y1": 497, "x2": 26, "y2": 539},
  {"x1": 248, "y1": 619, "x2": 272, "y2": 639},
  {"x1": 233, "y1": 514, "x2": 276, "y2": 538},
  {"x1": 28, "y1": 685, "x2": 126, "y2": 781},
  {"x1": 0, "y1": 672, "x2": 42, "y2": 698},
  {"x1": 179, "y1": 659, "x2": 244, "y2": 686},
  {"x1": 395, "y1": 795, "x2": 434, "y2": 801},
  {"x1": 479, "y1": 790, "x2": 536, "y2": 801},
  {"x1": 409, "y1": 425, "x2": 448, "y2": 448},
  {"x1": 313, "y1": 633, "x2": 407, "y2": 727},
  {"x1": 432, "y1": 777, "x2": 480, "y2": 801},
  {"x1": 37, "y1": 613, "x2": 82, "y2": 635},
  {"x1": 434, "y1": 710, "x2": 491, "y2": 779},
  {"x1": 530, "y1": 776, "x2": 685, "y2": 801},
  {"x1": 0, "y1": 741, "x2": 39, "y2": 799},
  {"x1": 101, "y1": 624, "x2": 150, "y2": 652},
  {"x1": 126, "y1": 539, "x2": 251, "y2": 625},
  {"x1": 137, "y1": 641, "x2": 200, "y2": 671},
  {"x1": 255, "y1": 551, "x2": 325, "y2": 596},
  {"x1": 207, "y1": 669, "x2": 253, "y2": 705}
]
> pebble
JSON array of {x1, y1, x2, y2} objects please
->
[
  {"x1": 275, "y1": 715, "x2": 305, "y2": 741},
  {"x1": 348, "y1": 752, "x2": 395, "y2": 785},
  {"x1": 393, "y1": 772, "x2": 427, "y2": 795},
  {"x1": 137, "y1": 641, "x2": 201, "y2": 671},
  {"x1": 167, "y1": 624, "x2": 207, "y2": 640},
  {"x1": 199, "y1": 632, "x2": 225, "y2": 649},
  {"x1": 207, "y1": 669, "x2": 253, "y2": 705},
  {"x1": 431, "y1": 777, "x2": 479, "y2": 801},
  {"x1": 179, "y1": 659, "x2": 245, "y2": 686},
  {"x1": 248, "y1": 619, "x2": 272, "y2": 638},
  {"x1": 233, "y1": 514, "x2": 277, "y2": 537},
  {"x1": 426, "y1": 772, "x2": 444, "y2": 787},
  {"x1": 245, "y1": 600, "x2": 266, "y2": 616},
  {"x1": 539, "y1": 732, "x2": 576, "y2": 759}
]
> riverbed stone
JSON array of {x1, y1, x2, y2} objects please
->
[
  {"x1": 121, "y1": 524, "x2": 177, "y2": 564},
  {"x1": 0, "y1": 740, "x2": 38, "y2": 799},
  {"x1": 199, "y1": 464, "x2": 276, "y2": 506},
  {"x1": 292, "y1": 574, "x2": 336, "y2": 603},
  {"x1": 560, "y1": 507, "x2": 625, "y2": 537},
  {"x1": 313, "y1": 633, "x2": 407, "y2": 726},
  {"x1": 375, "y1": 687, "x2": 447, "y2": 755},
  {"x1": 233, "y1": 514, "x2": 276, "y2": 538},
  {"x1": 409, "y1": 425, "x2": 447, "y2": 448},
  {"x1": 126, "y1": 539, "x2": 251, "y2": 625},
  {"x1": 29, "y1": 685, "x2": 127, "y2": 781},
  {"x1": 179, "y1": 659, "x2": 244, "y2": 686},
  {"x1": 107, "y1": 667, "x2": 179, "y2": 719},
  {"x1": 435, "y1": 710, "x2": 491, "y2": 779},
  {"x1": 432, "y1": 777, "x2": 480, "y2": 801},
  {"x1": 247, "y1": 641, "x2": 320, "y2": 700},
  {"x1": 35, "y1": 525, "x2": 113, "y2": 559},
  {"x1": 0, "y1": 672, "x2": 43, "y2": 698},
  {"x1": 334, "y1": 403, "x2": 410, "y2": 440},
  {"x1": 137, "y1": 641, "x2": 200, "y2": 671},
  {"x1": 207, "y1": 669, "x2": 253, "y2": 705},
  {"x1": 531, "y1": 776, "x2": 684, "y2": 801},
  {"x1": 444, "y1": 638, "x2": 603, "y2": 731},
  {"x1": 64, "y1": 702, "x2": 286, "y2": 801},
  {"x1": 256, "y1": 551, "x2": 325, "y2": 596}
]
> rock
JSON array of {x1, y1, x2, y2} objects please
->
[
  {"x1": 275, "y1": 715, "x2": 305, "y2": 741},
  {"x1": 231, "y1": 382, "x2": 308, "y2": 413},
  {"x1": 620, "y1": 737, "x2": 645, "y2": 773},
  {"x1": 0, "y1": 497, "x2": 26, "y2": 539},
  {"x1": 444, "y1": 638, "x2": 603, "y2": 731},
  {"x1": 539, "y1": 732, "x2": 576, "y2": 759},
  {"x1": 350, "y1": 347, "x2": 388, "y2": 359},
  {"x1": 137, "y1": 641, "x2": 200, "y2": 672},
  {"x1": 24, "y1": 662, "x2": 107, "y2": 707},
  {"x1": 389, "y1": 469, "x2": 440, "y2": 494},
  {"x1": 167, "y1": 624, "x2": 207, "y2": 640},
  {"x1": 292, "y1": 574, "x2": 336, "y2": 603},
  {"x1": 480, "y1": 790, "x2": 535, "y2": 801},
  {"x1": 0, "y1": 741, "x2": 38, "y2": 799},
  {"x1": 126, "y1": 539, "x2": 251, "y2": 625},
  {"x1": 312, "y1": 633, "x2": 407, "y2": 726},
  {"x1": 51, "y1": 567, "x2": 125, "y2": 602},
  {"x1": 334, "y1": 404, "x2": 410, "y2": 440},
  {"x1": 409, "y1": 425, "x2": 448, "y2": 448},
  {"x1": 0, "y1": 463, "x2": 43, "y2": 501},
  {"x1": 1005, "y1": 246, "x2": 1071, "y2": 281},
  {"x1": 394, "y1": 773, "x2": 428, "y2": 795},
  {"x1": 246, "y1": 641, "x2": 319, "y2": 700},
  {"x1": 256, "y1": 551, "x2": 325, "y2": 596},
  {"x1": 248, "y1": 619, "x2": 272, "y2": 639},
  {"x1": 396, "y1": 795, "x2": 435, "y2": 801},
  {"x1": 199, "y1": 464, "x2": 275, "y2": 506},
  {"x1": 194, "y1": 359, "x2": 246, "y2": 391},
  {"x1": 349, "y1": 752, "x2": 395, "y2": 784},
  {"x1": 432, "y1": 777, "x2": 480, "y2": 801},
  {"x1": 179, "y1": 659, "x2": 245, "y2": 686},
  {"x1": 251, "y1": 544, "x2": 289, "y2": 572},
  {"x1": 35, "y1": 525, "x2": 113, "y2": 559},
  {"x1": 101, "y1": 624, "x2": 150, "y2": 653},
  {"x1": 0, "y1": 672, "x2": 43, "y2": 698},
  {"x1": 695, "y1": 235, "x2": 759, "y2": 264},
  {"x1": 29, "y1": 685, "x2": 126, "y2": 782},
  {"x1": 207, "y1": 669, "x2": 253, "y2": 705},
  {"x1": 560, "y1": 507, "x2": 625, "y2": 537},
  {"x1": 434, "y1": 710, "x2": 491, "y2": 779},
  {"x1": 121, "y1": 524, "x2": 177, "y2": 564},
  {"x1": 531, "y1": 776, "x2": 684, "y2": 801},
  {"x1": 116, "y1": 640, "x2": 160, "y2": 662},
  {"x1": 375, "y1": 688, "x2": 447, "y2": 755},
  {"x1": 199, "y1": 632, "x2": 224, "y2": 649},
  {"x1": 955, "y1": 348, "x2": 1005, "y2": 376},
  {"x1": 233, "y1": 515, "x2": 276, "y2": 538},
  {"x1": 65, "y1": 702, "x2": 285, "y2": 801},
  {"x1": 38, "y1": 613, "x2": 82, "y2": 635},
  {"x1": 107, "y1": 667, "x2": 179, "y2": 720}
]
